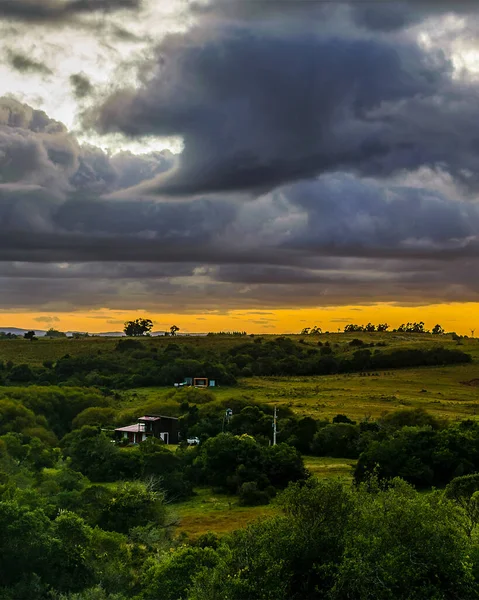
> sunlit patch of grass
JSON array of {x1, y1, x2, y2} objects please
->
[
  {"x1": 174, "y1": 487, "x2": 279, "y2": 538},
  {"x1": 303, "y1": 456, "x2": 356, "y2": 483}
]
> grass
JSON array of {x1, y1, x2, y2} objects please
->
[
  {"x1": 0, "y1": 334, "x2": 255, "y2": 366},
  {"x1": 124, "y1": 358, "x2": 479, "y2": 423},
  {"x1": 303, "y1": 456, "x2": 356, "y2": 482},
  {"x1": 173, "y1": 487, "x2": 278, "y2": 538},
  {"x1": 173, "y1": 456, "x2": 355, "y2": 538}
]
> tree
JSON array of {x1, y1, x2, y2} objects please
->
[
  {"x1": 445, "y1": 473, "x2": 479, "y2": 537},
  {"x1": 61, "y1": 426, "x2": 120, "y2": 482},
  {"x1": 332, "y1": 479, "x2": 476, "y2": 600},
  {"x1": 170, "y1": 325, "x2": 180, "y2": 336},
  {"x1": 45, "y1": 328, "x2": 67, "y2": 338},
  {"x1": 344, "y1": 324, "x2": 364, "y2": 333},
  {"x1": 123, "y1": 318, "x2": 153, "y2": 337},
  {"x1": 432, "y1": 324, "x2": 445, "y2": 335},
  {"x1": 24, "y1": 331, "x2": 37, "y2": 342},
  {"x1": 98, "y1": 481, "x2": 168, "y2": 534}
]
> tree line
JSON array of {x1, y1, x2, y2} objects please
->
[{"x1": 0, "y1": 336, "x2": 471, "y2": 389}]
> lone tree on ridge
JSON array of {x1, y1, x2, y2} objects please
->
[{"x1": 124, "y1": 318, "x2": 154, "y2": 337}]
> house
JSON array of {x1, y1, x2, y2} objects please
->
[{"x1": 114, "y1": 414, "x2": 179, "y2": 445}]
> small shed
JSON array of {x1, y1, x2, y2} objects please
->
[{"x1": 174, "y1": 377, "x2": 216, "y2": 388}]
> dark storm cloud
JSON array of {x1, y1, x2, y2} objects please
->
[
  {"x1": 1, "y1": 97, "x2": 477, "y2": 276},
  {"x1": 6, "y1": 50, "x2": 53, "y2": 75},
  {"x1": 3, "y1": 65, "x2": 479, "y2": 312},
  {"x1": 1, "y1": 253, "x2": 479, "y2": 311},
  {"x1": 70, "y1": 73, "x2": 93, "y2": 98},
  {"x1": 281, "y1": 174, "x2": 479, "y2": 252},
  {"x1": 349, "y1": 1, "x2": 479, "y2": 32},
  {"x1": 191, "y1": 0, "x2": 479, "y2": 32},
  {"x1": 87, "y1": 24, "x2": 479, "y2": 195},
  {"x1": 0, "y1": 0, "x2": 142, "y2": 23}
]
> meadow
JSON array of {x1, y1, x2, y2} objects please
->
[
  {"x1": 124, "y1": 361, "x2": 479, "y2": 423},
  {"x1": 172, "y1": 456, "x2": 356, "y2": 538}
]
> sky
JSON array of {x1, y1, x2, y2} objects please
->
[{"x1": 1, "y1": 0, "x2": 479, "y2": 335}]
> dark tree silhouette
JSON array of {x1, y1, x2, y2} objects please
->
[{"x1": 124, "y1": 318, "x2": 154, "y2": 337}]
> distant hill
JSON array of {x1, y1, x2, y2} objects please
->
[
  {"x1": 0, "y1": 327, "x2": 47, "y2": 336},
  {"x1": 0, "y1": 328, "x2": 208, "y2": 338}
]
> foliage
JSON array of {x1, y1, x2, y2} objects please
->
[
  {"x1": 193, "y1": 433, "x2": 306, "y2": 496},
  {"x1": 45, "y1": 328, "x2": 67, "y2": 338},
  {"x1": 332, "y1": 479, "x2": 476, "y2": 600},
  {"x1": 1, "y1": 333, "x2": 479, "y2": 598},
  {"x1": 355, "y1": 419, "x2": 479, "y2": 488},
  {"x1": 0, "y1": 334, "x2": 472, "y2": 390},
  {"x1": 123, "y1": 319, "x2": 153, "y2": 337}
]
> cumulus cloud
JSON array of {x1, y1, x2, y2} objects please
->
[{"x1": 0, "y1": 96, "x2": 176, "y2": 196}]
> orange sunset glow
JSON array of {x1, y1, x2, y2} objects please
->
[{"x1": 2, "y1": 303, "x2": 477, "y2": 336}]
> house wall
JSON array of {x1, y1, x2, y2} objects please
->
[{"x1": 152, "y1": 419, "x2": 179, "y2": 444}]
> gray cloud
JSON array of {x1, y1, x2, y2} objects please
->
[
  {"x1": 34, "y1": 315, "x2": 60, "y2": 323},
  {"x1": 349, "y1": 1, "x2": 479, "y2": 32},
  {"x1": 191, "y1": 0, "x2": 479, "y2": 33},
  {"x1": 85, "y1": 24, "x2": 479, "y2": 196},
  {"x1": 5, "y1": 50, "x2": 53, "y2": 75},
  {"x1": 3, "y1": 0, "x2": 479, "y2": 319},
  {"x1": 0, "y1": 96, "x2": 176, "y2": 196},
  {"x1": 0, "y1": 0, "x2": 142, "y2": 23},
  {"x1": 1, "y1": 102, "x2": 478, "y2": 312},
  {"x1": 70, "y1": 73, "x2": 93, "y2": 98}
]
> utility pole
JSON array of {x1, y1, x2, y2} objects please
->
[
  {"x1": 273, "y1": 406, "x2": 277, "y2": 446},
  {"x1": 222, "y1": 408, "x2": 233, "y2": 433}
]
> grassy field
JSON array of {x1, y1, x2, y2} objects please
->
[
  {"x1": 173, "y1": 456, "x2": 355, "y2": 538},
  {"x1": 123, "y1": 358, "x2": 479, "y2": 423},
  {"x1": 0, "y1": 334, "x2": 255, "y2": 366},
  {"x1": 173, "y1": 487, "x2": 279, "y2": 538},
  {"x1": 303, "y1": 456, "x2": 356, "y2": 482}
]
